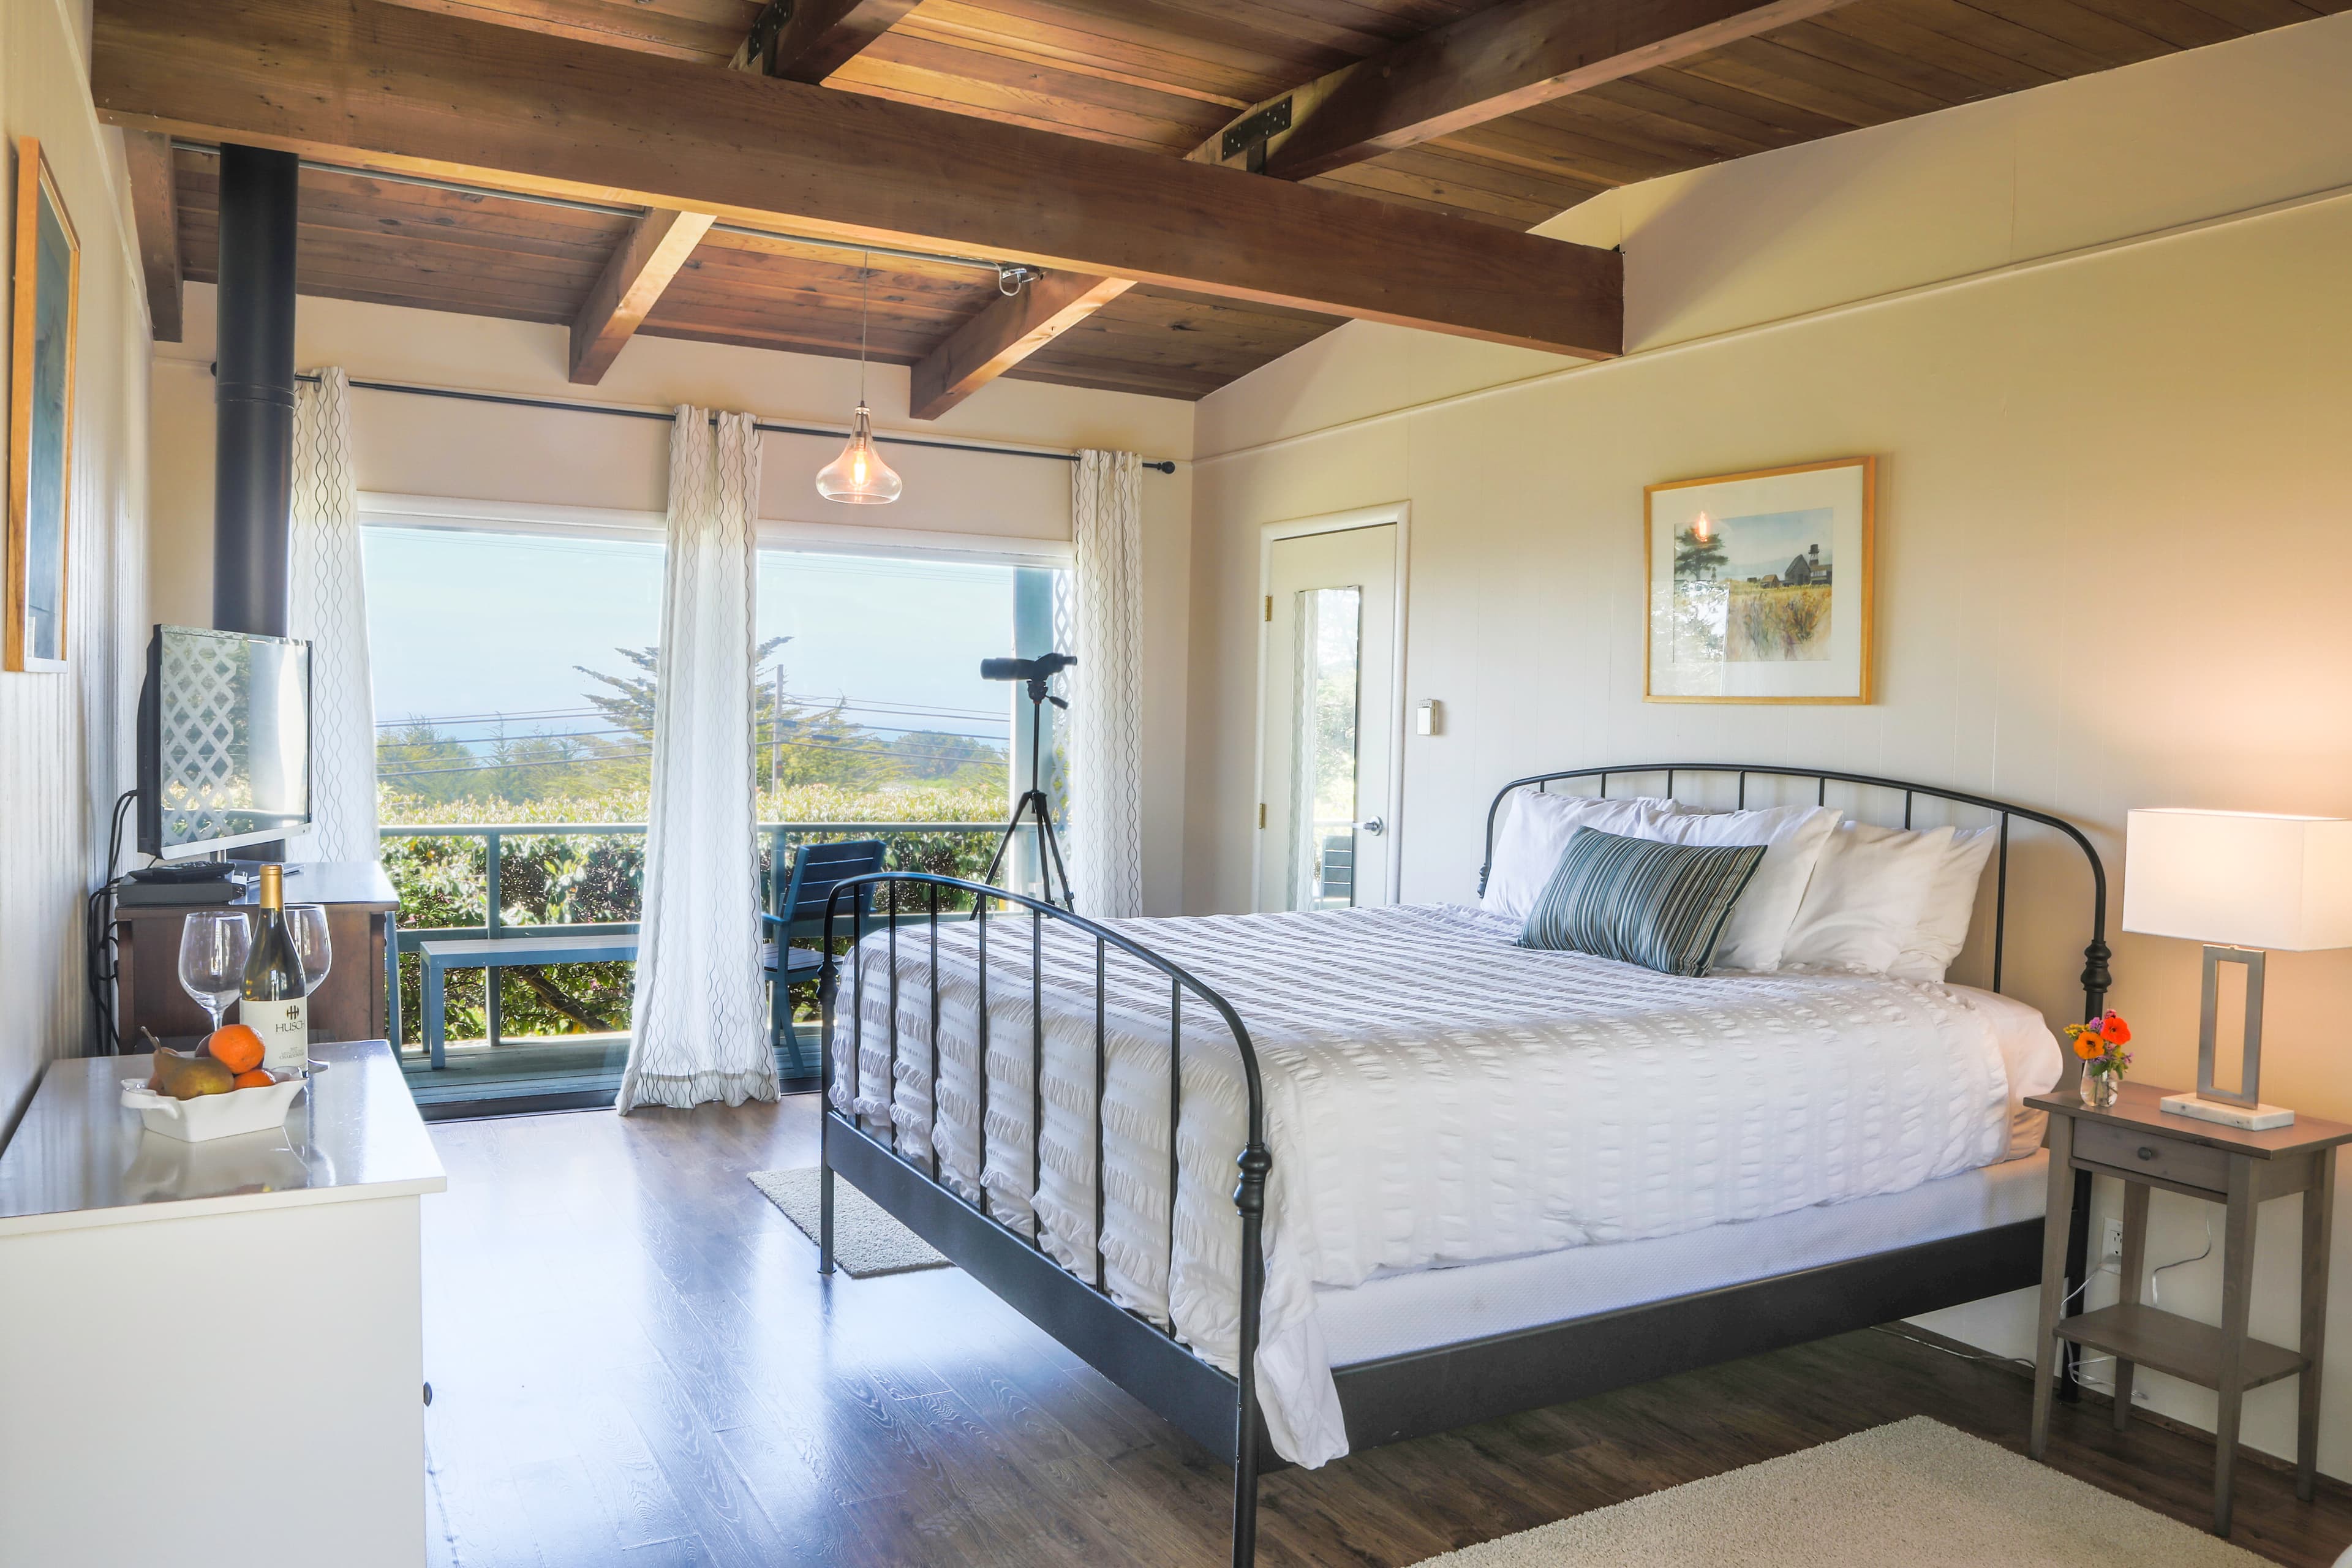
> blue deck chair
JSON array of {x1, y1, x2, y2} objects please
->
[{"x1": 763, "y1": 839, "x2": 887, "y2": 1082}]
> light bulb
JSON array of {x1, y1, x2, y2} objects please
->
[{"x1": 815, "y1": 402, "x2": 902, "y2": 505}]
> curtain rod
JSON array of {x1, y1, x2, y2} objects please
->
[{"x1": 282, "y1": 371, "x2": 1179, "y2": 472}]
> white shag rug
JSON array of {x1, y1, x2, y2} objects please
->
[
  {"x1": 747, "y1": 1167, "x2": 949, "y2": 1278},
  {"x1": 1417, "y1": 1417, "x2": 2271, "y2": 1567}
]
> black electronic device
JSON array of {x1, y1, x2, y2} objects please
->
[
  {"x1": 136, "y1": 625, "x2": 313, "y2": 861},
  {"x1": 128, "y1": 861, "x2": 239, "y2": 884}
]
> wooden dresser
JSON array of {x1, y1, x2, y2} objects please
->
[{"x1": 112, "y1": 860, "x2": 398, "y2": 1047}]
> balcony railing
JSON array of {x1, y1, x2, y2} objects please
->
[{"x1": 378, "y1": 820, "x2": 1008, "y2": 1065}]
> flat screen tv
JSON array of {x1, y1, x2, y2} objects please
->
[{"x1": 137, "y1": 625, "x2": 313, "y2": 860}]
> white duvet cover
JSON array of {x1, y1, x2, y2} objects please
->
[{"x1": 831, "y1": 902, "x2": 2059, "y2": 1467}]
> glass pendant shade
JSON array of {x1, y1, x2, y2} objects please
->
[{"x1": 815, "y1": 402, "x2": 902, "y2": 505}]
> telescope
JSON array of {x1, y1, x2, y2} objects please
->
[{"x1": 979, "y1": 652, "x2": 1076, "y2": 684}]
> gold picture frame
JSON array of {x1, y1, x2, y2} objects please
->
[
  {"x1": 8, "y1": 137, "x2": 80, "y2": 674},
  {"x1": 1643, "y1": 456, "x2": 1876, "y2": 704}
]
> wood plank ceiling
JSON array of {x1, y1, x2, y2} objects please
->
[{"x1": 159, "y1": 0, "x2": 2348, "y2": 406}]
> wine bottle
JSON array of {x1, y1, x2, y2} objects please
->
[{"x1": 241, "y1": 864, "x2": 310, "y2": 1074}]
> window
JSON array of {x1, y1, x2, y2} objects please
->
[{"x1": 361, "y1": 519, "x2": 1066, "y2": 1079}]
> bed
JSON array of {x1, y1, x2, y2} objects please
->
[{"x1": 814, "y1": 764, "x2": 2113, "y2": 1567}]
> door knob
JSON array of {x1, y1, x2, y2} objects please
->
[{"x1": 1357, "y1": 818, "x2": 1385, "y2": 836}]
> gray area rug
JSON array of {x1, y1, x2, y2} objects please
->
[
  {"x1": 747, "y1": 1167, "x2": 950, "y2": 1278},
  {"x1": 1415, "y1": 1417, "x2": 2267, "y2": 1566}
]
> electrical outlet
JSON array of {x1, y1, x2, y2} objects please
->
[{"x1": 2101, "y1": 1218, "x2": 2125, "y2": 1264}]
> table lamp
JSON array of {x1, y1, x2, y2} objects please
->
[{"x1": 2122, "y1": 808, "x2": 2352, "y2": 1129}]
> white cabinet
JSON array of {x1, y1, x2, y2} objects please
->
[{"x1": 0, "y1": 1042, "x2": 445, "y2": 1567}]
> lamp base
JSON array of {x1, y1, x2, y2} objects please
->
[{"x1": 2160, "y1": 1091, "x2": 2294, "y2": 1131}]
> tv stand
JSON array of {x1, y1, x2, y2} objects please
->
[{"x1": 111, "y1": 859, "x2": 396, "y2": 1050}]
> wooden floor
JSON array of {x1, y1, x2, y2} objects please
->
[{"x1": 421, "y1": 1098, "x2": 2352, "y2": 1567}]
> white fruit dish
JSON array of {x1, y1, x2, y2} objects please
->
[{"x1": 120, "y1": 1072, "x2": 310, "y2": 1142}]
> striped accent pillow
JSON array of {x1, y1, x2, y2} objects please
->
[{"x1": 1520, "y1": 826, "x2": 1767, "y2": 977}]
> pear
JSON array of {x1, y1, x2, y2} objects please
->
[
  {"x1": 158, "y1": 1052, "x2": 236, "y2": 1100},
  {"x1": 146, "y1": 1044, "x2": 191, "y2": 1091}
]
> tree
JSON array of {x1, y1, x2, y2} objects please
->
[
  {"x1": 575, "y1": 638, "x2": 892, "y2": 791},
  {"x1": 1674, "y1": 521, "x2": 1728, "y2": 582}
]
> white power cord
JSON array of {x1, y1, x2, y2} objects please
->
[{"x1": 1875, "y1": 1218, "x2": 2218, "y2": 1406}]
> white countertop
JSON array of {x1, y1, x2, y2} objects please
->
[{"x1": 0, "y1": 1041, "x2": 447, "y2": 1237}]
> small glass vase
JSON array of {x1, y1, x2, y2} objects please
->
[{"x1": 2079, "y1": 1070, "x2": 2120, "y2": 1110}]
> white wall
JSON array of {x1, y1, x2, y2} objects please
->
[
  {"x1": 0, "y1": 0, "x2": 150, "y2": 1136},
  {"x1": 1188, "y1": 15, "x2": 2352, "y2": 1477},
  {"x1": 150, "y1": 289, "x2": 1197, "y2": 913}
]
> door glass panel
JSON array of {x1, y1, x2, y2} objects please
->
[{"x1": 1288, "y1": 586, "x2": 1362, "y2": 911}]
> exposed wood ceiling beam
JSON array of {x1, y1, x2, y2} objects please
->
[
  {"x1": 379, "y1": 0, "x2": 747, "y2": 65},
  {"x1": 89, "y1": 0, "x2": 1621, "y2": 362},
  {"x1": 733, "y1": 0, "x2": 922, "y2": 83},
  {"x1": 122, "y1": 131, "x2": 183, "y2": 342},
  {"x1": 569, "y1": 206, "x2": 717, "y2": 385},
  {"x1": 916, "y1": 0, "x2": 1833, "y2": 413},
  {"x1": 909, "y1": 272, "x2": 1136, "y2": 420},
  {"x1": 1195, "y1": 0, "x2": 1863, "y2": 181}
]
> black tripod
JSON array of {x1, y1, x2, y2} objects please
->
[{"x1": 986, "y1": 668, "x2": 1076, "y2": 911}]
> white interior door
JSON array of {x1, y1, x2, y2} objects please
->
[{"x1": 1257, "y1": 523, "x2": 1398, "y2": 912}]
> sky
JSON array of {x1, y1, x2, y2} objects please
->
[
  {"x1": 1703, "y1": 506, "x2": 1835, "y2": 581},
  {"x1": 361, "y1": 526, "x2": 1027, "y2": 750}
]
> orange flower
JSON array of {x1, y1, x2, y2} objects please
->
[
  {"x1": 2073, "y1": 1035, "x2": 2104, "y2": 1060},
  {"x1": 2100, "y1": 1011, "x2": 2132, "y2": 1046}
]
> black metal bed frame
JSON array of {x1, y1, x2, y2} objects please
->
[{"x1": 815, "y1": 763, "x2": 2111, "y2": 1568}]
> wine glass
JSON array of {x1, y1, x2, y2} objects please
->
[
  {"x1": 288, "y1": 905, "x2": 333, "y2": 996},
  {"x1": 178, "y1": 911, "x2": 251, "y2": 1038},
  {"x1": 287, "y1": 905, "x2": 332, "y2": 1075}
]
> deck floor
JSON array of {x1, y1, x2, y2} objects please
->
[{"x1": 419, "y1": 1096, "x2": 2352, "y2": 1567}]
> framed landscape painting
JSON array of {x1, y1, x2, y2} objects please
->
[
  {"x1": 8, "y1": 137, "x2": 79, "y2": 673},
  {"x1": 1645, "y1": 457, "x2": 1875, "y2": 704}
]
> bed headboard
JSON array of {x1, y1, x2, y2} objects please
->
[{"x1": 1477, "y1": 763, "x2": 2111, "y2": 1024}]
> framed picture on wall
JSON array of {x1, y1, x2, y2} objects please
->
[
  {"x1": 1645, "y1": 456, "x2": 1875, "y2": 704},
  {"x1": 8, "y1": 137, "x2": 80, "y2": 674}
]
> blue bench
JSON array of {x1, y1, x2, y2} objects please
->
[{"x1": 417, "y1": 934, "x2": 827, "y2": 1070}]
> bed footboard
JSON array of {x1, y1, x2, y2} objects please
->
[{"x1": 815, "y1": 874, "x2": 1273, "y2": 1567}]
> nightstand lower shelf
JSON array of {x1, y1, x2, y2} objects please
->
[{"x1": 2056, "y1": 1303, "x2": 2305, "y2": 1392}]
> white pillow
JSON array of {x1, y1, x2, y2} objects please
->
[
  {"x1": 1481, "y1": 792, "x2": 1673, "y2": 923},
  {"x1": 1632, "y1": 802, "x2": 1840, "y2": 971},
  {"x1": 1888, "y1": 826, "x2": 1999, "y2": 982},
  {"x1": 1779, "y1": 821, "x2": 1958, "y2": 974}
]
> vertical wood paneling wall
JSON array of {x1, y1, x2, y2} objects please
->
[{"x1": 1, "y1": 0, "x2": 151, "y2": 1137}]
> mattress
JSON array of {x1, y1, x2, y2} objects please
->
[
  {"x1": 1317, "y1": 1148, "x2": 2050, "y2": 1367},
  {"x1": 835, "y1": 900, "x2": 2062, "y2": 1468}
]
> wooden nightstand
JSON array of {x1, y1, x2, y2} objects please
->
[{"x1": 2027, "y1": 1080, "x2": 2352, "y2": 1536}]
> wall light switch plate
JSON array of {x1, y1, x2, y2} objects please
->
[{"x1": 1416, "y1": 698, "x2": 1438, "y2": 736}]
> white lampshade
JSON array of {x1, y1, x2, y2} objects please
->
[{"x1": 2122, "y1": 808, "x2": 2352, "y2": 951}]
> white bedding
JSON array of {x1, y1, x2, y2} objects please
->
[
  {"x1": 833, "y1": 901, "x2": 2060, "y2": 1468},
  {"x1": 1318, "y1": 1148, "x2": 2049, "y2": 1366}
]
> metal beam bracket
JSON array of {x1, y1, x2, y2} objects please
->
[
  {"x1": 744, "y1": 0, "x2": 792, "y2": 77},
  {"x1": 1220, "y1": 97, "x2": 1292, "y2": 167}
]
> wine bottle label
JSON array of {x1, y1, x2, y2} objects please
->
[{"x1": 244, "y1": 997, "x2": 310, "y2": 1072}]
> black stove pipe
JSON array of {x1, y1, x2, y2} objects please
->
[{"x1": 212, "y1": 145, "x2": 300, "y2": 637}]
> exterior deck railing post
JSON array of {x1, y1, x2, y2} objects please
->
[{"x1": 483, "y1": 829, "x2": 502, "y2": 1048}]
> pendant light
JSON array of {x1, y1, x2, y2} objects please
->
[{"x1": 816, "y1": 251, "x2": 903, "y2": 505}]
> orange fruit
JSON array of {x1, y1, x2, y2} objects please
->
[
  {"x1": 232, "y1": 1069, "x2": 276, "y2": 1090},
  {"x1": 205, "y1": 1024, "x2": 266, "y2": 1075}
]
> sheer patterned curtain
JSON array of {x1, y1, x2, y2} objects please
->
[
  {"x1": 1069, "y1": 450, "x2": 1144, "y2": 918},
  {"x1": 285, "y1": 368, "x2": 379, "y2": 862},
  {"x1": 617, "y1": 409, "x2": 777, "y2": 1113}
]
